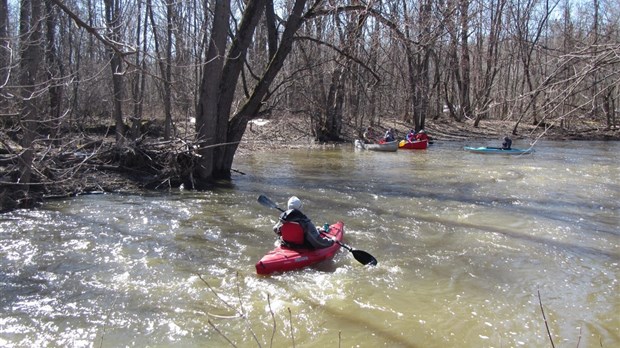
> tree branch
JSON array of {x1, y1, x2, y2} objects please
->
[
  {"x1": 295, "y1": 35, "x2": 381, "y2": 83},
  {"x1": 48, "y1": 0, "x2": 136, "y2": 57}
]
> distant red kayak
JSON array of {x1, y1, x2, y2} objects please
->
[
  {"x1": 255, "y1": 221, "x2": 344, "y2": 275},
  {"x1": 399, "y1": 139, "x2": 428, "y2": 149}
]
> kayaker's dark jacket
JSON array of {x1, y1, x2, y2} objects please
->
[
  {"x1": 384, "y1": 129, "x2": 395, "y2": 142},
  {"x1": 502, "y1": 137, "x2": 512, "y2": 150},
  {"x1": 273, "y1": 209, "x2": 334, "y2": 249}
]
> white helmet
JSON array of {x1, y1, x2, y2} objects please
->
[{"x1": 287, "y1": 196, "x2": 302, "y2": 210}]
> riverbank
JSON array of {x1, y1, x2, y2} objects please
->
[
  {"x1": 1, "y1": 115, "x2": 618, "y2": 212},
  {"x1": 237, "y1": 115, "x2": 620, "y2": 154}
]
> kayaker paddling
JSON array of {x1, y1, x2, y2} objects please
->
[
  {"x1": 256, "y1": 194, "x2": 377, "y2": 274},
  {"x1": 273, "y1": 196, "x2": 335, "y2": 249},
  {"x1": 383, "y1": 128, "x2": 396, "y2": 142},
  {"x1": 502, "y1": 136, "x2": 512, "y2": 150}
]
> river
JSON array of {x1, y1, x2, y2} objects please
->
[{"x1": 1, "y1": 140, "x2": 618, "y2": 347}]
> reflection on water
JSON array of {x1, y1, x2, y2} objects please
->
[{"x1": 1, "y1": 140, "x2": 619, "y2": 347}]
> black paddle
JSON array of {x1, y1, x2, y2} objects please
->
[{"x1": 257, "y1": 195, "x2": 377, "y2": 266}]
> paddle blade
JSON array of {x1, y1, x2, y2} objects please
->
[
  {"x1": 334, "y1": 240, "x2": 377, "y2": 266},
  {"x1": 351, "y1": 249, "x2": 378, "y2": 266},
  {"x1": 257, "y1": 195, "x2": 284, "y2": 212}
]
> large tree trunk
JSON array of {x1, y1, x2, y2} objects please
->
[
  {"x1": 104, "y1": 0, "x2": 125, "y2": 145},
  {"x1": 210, "y1": 0, "x2": 268, "y2": 177},
  {"x1": 323, "y1": 67, "x2": 345, "y2": 141},
  {"x1": 45, "y1": 0, "x2": 63, "y2": 140},
  {"x1": 0, "y1": 0, "x2": 9, "y2": 111},
  {"x1": 163, "y1": 0, "x2": 173, "y2": 139},
  {"x1": 218, "y1": 0, "x2": 310, "y2": 178},
  {"x1": 602, "y1": 86, "x2": 614, "y2": 130},
  {"x1": 194, "y1": 0, "x2": 233, "y2": 186},
  {"x1": 147, "y1": 0, "x2": 174, "y2": 140},
  {"x1": 444, "y1": 0, "x2": 462, "y2": 122},
  {"x1": 18, "y1": 0, "x2": 43, "y2": 188},
  {"x1": 193, "y1": 0, "x2": 309, "y2": 185},
  {"x1": 130, "y1": 0, "x2": 145, "y2": 140},
  {"x1": 458, "y1": 0, "x2": 472, "y2": 121},
  {"x1": 406, "y1": 0, "x2": 433, "y2": 131}
]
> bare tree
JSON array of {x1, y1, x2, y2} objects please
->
[
  {"x1": 602, "y1": 85, "x2": 616, "y2": 130},
  {"x1": 458, "y1": 0, "x2": 472, "y2": 121},
  {"x1": 509, "y1": 0, "x2": 555, "y2": 134},
  {"x1": 0, "y1": 0, "x2": 9, "y2": 111},
  {"x1": 316, "y1": 2, "x2": 374, "y2": 142},
  {"x1": 129, "y1": 0, "x2": 147, "y2": 140},
  {"x1": 147, "y1": 0, "x2": 174, "y2": 140},
  {"x1": 103, "y1": 0, "x2": 126, "y2": 144},
  {"x1": 443, "y1": 0, "x2": 463, "y2": 121},
  {"x1": 194, "y1": 0, "x2": 316, "y2": 184},
  {"x1": 472, "y1": 0, "x2": 506, "y2": 127},
  {"x1": 402, "y1": 0, "x2": 436, "y2": 131},
  {"x1": 17, "y1": 0, "x2": 43, "y2": 189},
  {"x1": 45, "y1": 0, "x2": 64, "y2": 139}
]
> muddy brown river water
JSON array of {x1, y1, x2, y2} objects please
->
[{"x1": 1, "y1": 140, "x2": 618, "y2": 347}]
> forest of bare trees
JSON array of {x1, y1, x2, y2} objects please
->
[{"x1": 0, "y1": 0, "x2": 618, "y2": 210}]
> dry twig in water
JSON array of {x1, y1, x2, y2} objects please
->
[{"x1": 538, "y1": 290, "x2": 556, "y2": 348}]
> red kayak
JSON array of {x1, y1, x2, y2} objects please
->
[
  {"x1": 255, "y1": 221, "x2": 344, "y2": 275},
  {"x1": 398, "y1": 139, "x2": 428, "y2": 149}
]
